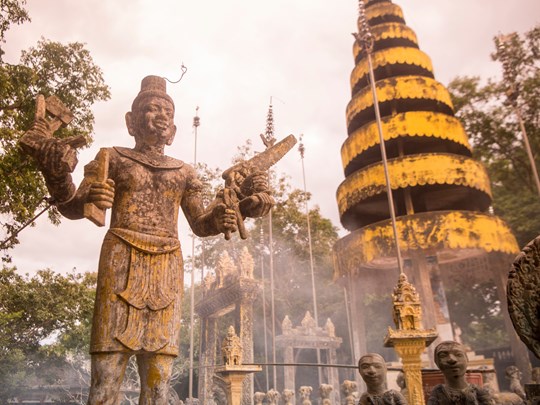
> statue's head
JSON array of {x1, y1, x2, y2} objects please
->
[
  {"x1": 434, "y1": 340, "x2": 468, "y2": 380},
  {"x1": 358, "y1": 353, "x2": 387, "y2": 388},
  {"x1": 126, "y1": 75, "x2": 176, "y2": 148}
]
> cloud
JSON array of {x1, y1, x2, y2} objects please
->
[{"x1": 5, "y1": 0, "x2": 539, "y2": 274}]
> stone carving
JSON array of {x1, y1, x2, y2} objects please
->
[
  {"x1": 215, "y1": 250, "x2": 237, "y2": 289},
  {"x1": 532, "y1": 367, "x2": 540, "y2": 384},
  {"x1": 325, "y1": 318, "x2": 336, "y2": 337},
  {"x1": 341, "y1": 380, "x2": 358, "y2": 405},
  {"x1": 276, "y1": 312, "x2": 342, "y2": 402},
  {"x1": 428, "y1": 341, "x2": 494, "y2": 404},
  {"x1": 508, "y1": 236, "x2": 540, "y2": 359},
  {"x1": 301, "y1": 311, "x2": 317, "y2": 332},
  {"x1": 282, "y1": 388, "x2": 295, "y2": 405},
  {"x1": 20, "y1": 76, "x2": 274, "y2": 404},
  {"x1": 299, "y1": 386, "x2": 313, "y2": 405},
  {"x1": 222, "y1": 325, "x2": 242, "y2": 366},
  {"x1": 282, "y1": 315, "x2": 293, "y2": 334},
  {"x1": 506, "y1": 366, "x2": 526, "y2": 400},
  {"x1": 238, "y1": 246, "x2": 254, "y2": 278},
  {"x1": 357, "y1": 353, "x2": 407, "y2": 404},
  {"x1": 396, "y1": 371, "x2": 408, "y2": 399},
  {"x1": 392, "y1": 273, "x2": 422, "y2": 331},
  {"x1": 253, "y1": 392, "x2": 266, "y2": 405},
  {"x1": 319, "y1": 384, "x2": 333, "y2": 405},
  {"x1": 266, "y1": 388, "x2": 280, "y2": 405}
]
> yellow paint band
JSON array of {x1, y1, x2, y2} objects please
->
[
  {"x1": 333, "y1": 211, "x2": 519, "y2": 278},
  {"x1": 336, "y1": 153, "x2": 491, "y2": 215},
  {"x1": 341, "y1": 111, "x2": 471, "y2": 169}
]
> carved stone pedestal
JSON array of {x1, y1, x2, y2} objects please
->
[
  {"x1": 215, "y1": 365, "x2": 262, "y2": 405},
  {"x1": 384, "y1": 274, "x2": 438, "y2": 405}
]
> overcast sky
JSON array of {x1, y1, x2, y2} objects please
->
[{"x1": 4, "y1": 0, "x2": 539, "y2": 276}]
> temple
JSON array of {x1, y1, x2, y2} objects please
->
[{"x1": 332, "y1": 0, "x2": 530, "y2": 378}]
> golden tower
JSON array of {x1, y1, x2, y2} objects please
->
[{"x1": 333, "y1": 0, "x2": 530, "y2": 374}]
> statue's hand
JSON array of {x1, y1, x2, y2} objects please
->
[
  {"x1": 38, "y1": 137, "x2": 78, "y2": 178},
  {"x1": 240, "y1": 170, "x2": 270, "y2": 197},
  {"x1": 212, "y1": 202, "x2": 238, "y2": 234},
  {"x1": 87, "y1": 179, "x2": 115, "y2": 210},
  {"x1": 29, "y1": 116, "x2": 54, "y2": 138},
  {"x1": 239, "y1": 192, "x2": 275, "y2": 218}
]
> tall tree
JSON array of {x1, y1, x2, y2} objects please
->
[
  {"x1": 0, "y1": 267, "x2": 96, "y2": 403},
  {"x1": 448, "y1": 24, "x2": 540, "y2": 247},
  {"x1": 0, "y1": 1, "x2": 110, "y2": 257}
]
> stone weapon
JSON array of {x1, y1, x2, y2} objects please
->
[
  {"x1": 221, "y1": 134, "x2": 297, "y2": 240},
  {"x1": 20, "y1": 95, "x2": 87, "y2": 174},
  {"x1": 83, "y1": 147, "x2": 110, "y2": 227}
]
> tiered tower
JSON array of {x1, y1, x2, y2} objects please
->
[{"x1": 333, "y1": 0, "x2": 530, "y2": 374}]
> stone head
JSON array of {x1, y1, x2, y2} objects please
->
[
  {"x1": 434, "y1": 340, "x2": 468, "y2": 381},
  {"x1": 126, "y1": 75, "x2": 176, "y2": 148},
  {"x1": 358, "y1": 353, "x2": 387, "y2": 388}
]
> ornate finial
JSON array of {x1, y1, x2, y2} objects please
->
[
  {"x1": 238, "y1": 246, "x2": 254, "y2": 278},
  {"x1": 353, "y1": 1, "x2": 374, "y2": 54},
  {"x1": 298, "y1": 134, "x2": 305, "y2": 159},
  {"x1": 193, "y1": 106, "x2": 200, "y2": 128},
  {"x1": 392, "y1": 273, "x2": 422, "y2": 331},
  {"x1": 260, "y1": 98, "x2": 276, "y2": 148}
]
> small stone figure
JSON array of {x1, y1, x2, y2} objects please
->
[
  {"x1": 357, "y1": 353, "x2": 407, "y2": 405},
  {"x1": 319, "y1": 383, "x2": 333, "y2": 405},
  {"x1": 532, "y1": 367, "x2": 540, "y2": 384},
  {"x1": 396, "y1": 371, "x2": 409, "y2": 399},
  {"x1": 266, "y1": 388, "x2": 280, "y2": 405},
  {"x1": 299, "y1": 386, "x2": 313, "y2": 405},
  {"x1": 221, "y1": 325, "x2": 242, "y2": 366},
  {"x1": 282, "y1": 388, "x2": 295, "y2": 405},
  {"x1": 253, "y1": 392, "x2": 266, "y2": 405},
  {"x1": 427, "y1": 341, "x2": 493, "y2": 404},
  {"x1": 341, "y1": 380, "x2": 358, "y2": 405},
  {"x1": 505, "y1": 366, "x2": 526, "y2": 400}
]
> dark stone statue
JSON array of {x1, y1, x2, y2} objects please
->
[
  {"x1": 357, "y1": 353, "x2": 407, "y2": 405},
  {"x1": 22, "y1": 76, "x2": 274, "y2": 404},
  {"x1": 427, "y1": 341, "x2": 493, "y2": 405}
]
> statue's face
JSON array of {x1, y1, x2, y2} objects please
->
[
  {"x1": 436, "y1": 345, "x2": 468, "y2": 380},
  {"x1": 133, "y1": 96, "x2": 176, "y2": 147},
  {"x1": 359, "y1": 356, "x2": 386, "y2": 387}
]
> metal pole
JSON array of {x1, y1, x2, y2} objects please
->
[
  {"x1": 355, "y1": 0, "x2": 404, "y2": 275},
  {"x1": 496, "y1": 33, "x2": 540, "y2": 198},
  {"x1": 260, "y1": 100, "x2": 278, "y2": 389},
  {"x1": 514, "y1": 96, "x2": 540, "y2": 197},
  {"x1": 188, "y1": 107, "x2": 200, "y2": 400},
  {"x1": 260, "y1": 222, "x2": 270, "y2": 392},
  {"x1": 299, "y1": 138, "x2": 322, "y2": 386},
  {"x1": 268, "y1": 207, "x2": 277, "y2": 389}
]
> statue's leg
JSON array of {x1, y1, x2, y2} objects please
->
[
  {"x1": 87, "y1": 352, "x2": 130, "y2": 405},
  {"x1": 137, "y1": 353, "x2": 175, "y2": 405}
]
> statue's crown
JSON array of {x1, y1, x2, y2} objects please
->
[{"x1": 132, "y1": 75, "x2": 174, "y2": 111}]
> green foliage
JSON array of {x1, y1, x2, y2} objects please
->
[
  {"x1": 0, "y1": 2, "x2": 110, "y2": 256},
  {"x1": 445, "y1": 280, "x2": 508, "y2": 349},
  {"x1": 448, "y1": 24, "x2": 540, "y2": 247},
  {"x1": 0, "y1": 267, "x2": 96, "y2": 403},
  {"x1": 0, "y1": 0, "x2": 29, "y2": 58}
]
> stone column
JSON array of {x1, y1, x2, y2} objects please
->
[
  {"x1": 283, "y1": 346, "x2": 295, "y2": 393},
  {"x1": 328, "y1": 348, "x2": 341, "y2": 404},
  {"x1": 236, "y1": 298, "x2": 255, "y2": 405},
  {"x1": 198, "y1": 316, "x2": 218, "y2": 404}
]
